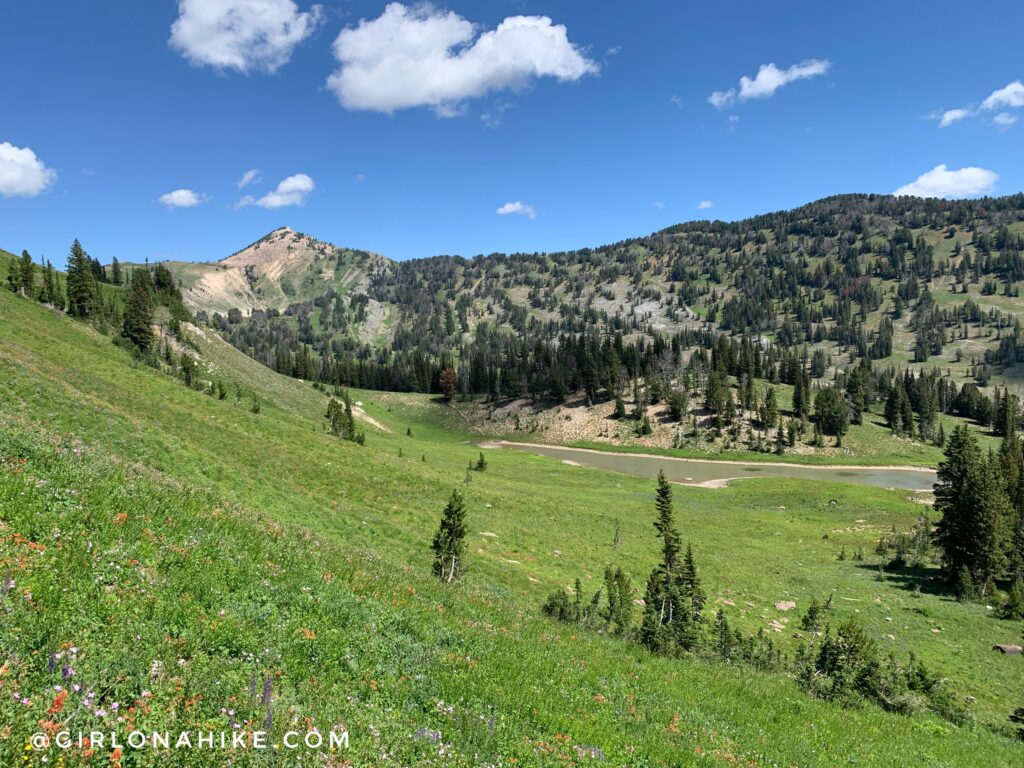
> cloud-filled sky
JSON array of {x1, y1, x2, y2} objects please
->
[{"x1": 1, "y1": 1, "x2": 1022, "y2": 265}]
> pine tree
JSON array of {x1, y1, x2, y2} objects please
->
[
  {"x1": 640, "y1": 471, "x2": 706, "y2": 653},
  {"x1": 121, "y1": 271, "x2": 154, "y2": 352},
  {"x1": 432, "y1": 490, "x2": 467, "y2": 583},
  {"x1": 814, "y1": 386, "x2": 849, "y2": 446},
  {"x1": 603, "y1": 566, "x2": 634, "y2": 635},
  {"x1": 997, "y1": 390, "x2": 1019, "y2": 439},
  {"x1": 715, "y1": 608, "x2": 734, "y2": 660},
  {"x1": 934, "y1": 424, "x2": 982, "y2": 582},
  {"x1": 653, "y1": 470, "x2": 680, "y2": 574},
  {"x1": 935, "y1": 426, "x2": 1013, "y2": 594},
  {"x1": 17, "y1": 250, "x2": 34, "y2": 296},
  {"x1": 110, "y1": 257, "x2": 123, "y2": 286},
  {"x1": 970, "y1": 455, "x2": 1013, "y2": 594},
  {"x1": 613, "y1": 395, "x2": 626, "y2": 420},
  {"x1": 65, "y1": 239, "x2": 100, "y2": 318},
  {"x1": 764, "y1": 386, "x2": 779, "y2": 429},
  {"x1": 681, "y1": 543, "x2": 705, "y2": 621}
]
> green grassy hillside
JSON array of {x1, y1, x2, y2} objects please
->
[{"x1": 2, "y1": 288, "x2": 1023, "y2": 766}]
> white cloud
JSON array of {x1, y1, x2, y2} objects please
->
[
  {"x1": 650, "y1": 201, "x2": 665, "y2": 209},
  {"x1": 236, "y1": 169, "x2": 261, "y2": 188},
  {"x1": 159, "y1": 188, "x2": 207, "y2": 208},
  {"x1": 993, "y1": 112, "x2": 1019, "y2": 130},
  {"x1": 708, "y1": 90, "x2": 734, "y2": 110},
  {"x1": 169, "y1": 0, "x2": 323, "y2": 74},
  {"x1": 237, "y1": 173, "x2": 314, "y2": 208},
  {"x1": 696, "y1": 200, "x2": 714, "y2": 210},
  {"x1": 496, "y1": 201, "x2": 536, "y2": 219},
  {"x1": 932, "y1": 81, "x2": 1024, "y2": 130},
  {"x1": 709, "y1": 59, "x2": 830, "y2": 109},
  {"x1": 0, "y1": 142, "x2": 57, "y2": 197},
  {"x1": 938, "y1": 108, "x2": 971, "y2": 128},
  {"x1": 893, "y1": 164, "x2": 998, "y2": 199},
  {"x1": 981, "y1": 80, "x2": 1024, "y2": 111},
  {"x1": 668, "y1": 94, "x2": 684, "y2": 109},
  {"x1": 480, "y1": 101, "x2": 512, "y2": 128},
  {"x1": 326, "y1": 3, "x2": 597, "y2": 115}
]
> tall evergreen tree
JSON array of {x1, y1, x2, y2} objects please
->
[
  {"x1": 764, "y1": 386, "x2": 779, "y2": 430},
  {"x1": 432, "y1": 490, "x2": 467, "y2": 583},
  {"x1": 935, "y1": 426, "x2": 1014, "y2": 593},
  {"x1": 65, "y1": 239, "x2": 100, "y2": 318},
  {"x1": 121, "y1": 271, "x2": 154, "y2": 352},
  {"x1": 814, "y1": 386, "x2": 849, "y2": 446},
  {"x1": 934, "y1": 424, "x2": 983, "y2": 582},
  {"x1": 640, "y1": 471, "x2": 705, "y2": 653},
  {"x1": 653, "y1": 470, "x2": 681, "y2": 574},
  {"x1": 17, "y1": 250, "x2": 34, "y2": 296}
]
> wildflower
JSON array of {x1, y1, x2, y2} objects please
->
[
  {"x1": 261, "y1": 678, "x2": 272, "y2": 706},
  {"x1": 413, "y1": 728, "x2": 442, "y2": 744},
  {"x1": 48, "y1": 690, "x2": 68, "y2": 715}
]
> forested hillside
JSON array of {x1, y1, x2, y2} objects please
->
[{"x1": 179, "y1": 194, "x2": 1024, "y2": 455}]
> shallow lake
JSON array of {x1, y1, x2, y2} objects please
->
[{"x1": 486, "y1": 441, "x2": 937, "y2": 491}]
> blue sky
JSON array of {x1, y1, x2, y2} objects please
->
[{"x1": 1, "y1": 1, "x2": 1022, "y2": 266}]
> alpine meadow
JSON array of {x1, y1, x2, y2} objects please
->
[{"x1": 3, "y1": 2, "x2": 1024, "y2": 766}]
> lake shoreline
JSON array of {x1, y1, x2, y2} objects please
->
[{"x1": 480, "y1": 440, "x2": 938, "y2": 475}]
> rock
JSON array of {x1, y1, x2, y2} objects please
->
[
  {"x1": 993, "y1": 644, "x2": 1023, "y2": 655},
  {"x1": 774, "y1": 600, "x2": 797, "y2": 611}
]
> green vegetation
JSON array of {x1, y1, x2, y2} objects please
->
[{"x1": 3, "y1": 275, "x2": 1024, "y2": 764}]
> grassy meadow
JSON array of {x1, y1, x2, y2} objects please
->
[{"x1": 1, "y1": 287, "x2": 1024, "y2": 766}]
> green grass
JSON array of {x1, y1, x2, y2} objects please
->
[{"x1": 1, "y1": 288, "x2": 1023, "y2": 766}]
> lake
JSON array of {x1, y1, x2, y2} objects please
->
[{"x1": 484, "y1": 441, "x2": 937, "y2": 491}]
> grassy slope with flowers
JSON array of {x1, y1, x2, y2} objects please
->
[{"x1": 1, "y1": 286, "x2": 1023, "y2": 766}]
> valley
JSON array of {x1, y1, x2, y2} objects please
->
[
  {"x1": 4, "y1": 194, "x2": 1024, "y2": 765},
  {"x1": 1, "y1": 262, "x2": 1024, "y2": 765}
]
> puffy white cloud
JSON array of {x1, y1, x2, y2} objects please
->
[
  {"x1": 0, "y1": 142, "x2": 57, "y2": 197},
  {"x1": 938, "y1": 108, "x2": 971, "y2": 128},
  {"x1": 238, "y1": 173, "x2": 314, "y2": 208},
  {"x1": 696, "y1": 200, "x2": 714, "y2": 210},
  {"x1": 709, "y1": 59, "x2": 830, "y2": 109},
  {"x1": 159, "y1": 189, "x2": 207, "y2": 208},
  {"x1": 169, "y1": 0, "x2": 322, "y2": 74},
  {"x1": 496, "y1": 201, "x2": 536, "y2": 219},
  {"x1": 981, "y1": 80, "x2": 1024, "y2": 111},
  {"x1": 993, "y1": 112, "x2": 1019, "y2": 129},
  {"x1": 236, "y1": 169, "x2": 261, "y2": 188},
  {"x1": 327, "y1": 3, "x2": 597, "y2": 115},
  {"x1": 893, "y1": 164, "x2": 998, "y2": 199}
]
